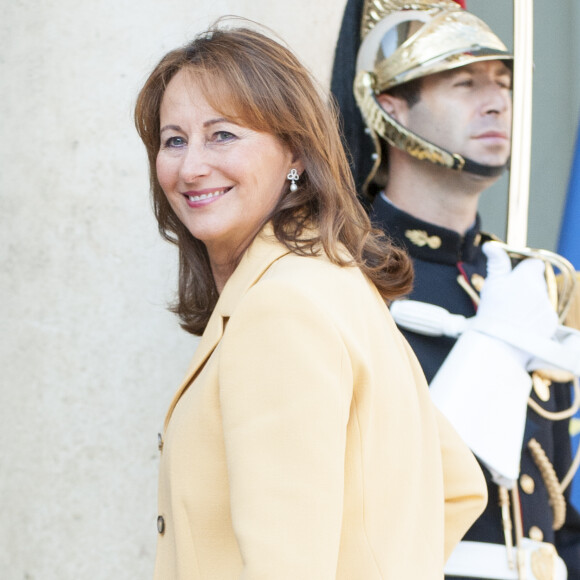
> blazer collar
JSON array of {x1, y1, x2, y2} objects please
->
[{"x1": 164, "y1": 227, "x2": 291, "y2": 428}]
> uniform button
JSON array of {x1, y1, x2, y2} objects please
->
[
  {"x1": 158, "y1": 433, "x2": 163, "y2": 451},
  {"x1": 520, "y1": 474, "x2": 535, "y2": 495},
  {"x1": 529, "y1": 526, "x2": 543, "y2": 541},
  {"x1": 532, "y1": 373, "x2": 551, "y2": 402},
  {"x1": 157, "y1": 515, "x2": 165, "y2": 535}
]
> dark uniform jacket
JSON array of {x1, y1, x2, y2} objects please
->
[{"x1": 371, "y1": 194, "x2": 580, "y2": 579}]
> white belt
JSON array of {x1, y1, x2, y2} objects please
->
[{"x1": 445, "y1": 540, "x2": 567, "y2": 580}]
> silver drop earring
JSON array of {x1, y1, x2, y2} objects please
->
[{"x1": 287, "y1": 168, "x2": 299, "y2": 192}]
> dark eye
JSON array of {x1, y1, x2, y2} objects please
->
[
  {"x1": 163, "y1": 136, "x2": 186, "y2": 148},
  {"x1": 454, "y1": 78, "x2": 473, "y2": 88}
]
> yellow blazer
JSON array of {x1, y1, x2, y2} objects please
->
[{"x1": 154, "y1": 230, "x2": 486, "y2": 580}]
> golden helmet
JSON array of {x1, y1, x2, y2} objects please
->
[{"x1": 352, "y1": 0, "x2": 513, "y2": 194}]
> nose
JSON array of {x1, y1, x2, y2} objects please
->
[
  {"x1": 179, "y1": 141, "x2": 210, "y2": 183},
  {"x1": 481, "y1": 82, "x2": 511, "y2": 116}
]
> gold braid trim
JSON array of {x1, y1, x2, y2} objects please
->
[
  {"x1": 498, "y1": 486, "x2": 515, "y2": 568},
  {"x1": 527, "y1": 438, "x2": 566, "y2": 530},
  {"x1": 527, "y1": 375, "x2": 580, "y2": 421},
  {"x1": 456, "y1": 274, "x2": 481, "y2": 306},
  {"x1": 528, "y1": 378, "x2": 580, "y2": 494},
  {"x1": 510, "y1": 488, "x2": 526, "y2": 579}
]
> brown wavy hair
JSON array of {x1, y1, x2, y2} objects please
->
[{"x1": 135, "y1": 22, "x2": 413, "y2": 335}]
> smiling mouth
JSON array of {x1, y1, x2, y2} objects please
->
[{"x1": 185, "y1": 187, "x2": 232, "y2": 202}]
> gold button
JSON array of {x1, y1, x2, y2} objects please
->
[
  {"x1": 158, "y1": 433, "x2": 163, "y2": 451},
  {"x1": 520, "y1": 474, "x2": 535, "y2": 495},
  {"x1": 532, "y1": 373, "x2": 551, "y2": 402},
  {"x1": 529, "y1": 526, "x2": 544, "y2": 542},
  {"x1": 157, "y1": 515, "x2": 165, "y2": 535}
]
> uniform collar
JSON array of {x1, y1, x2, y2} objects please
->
[{"x1": 371, "y1": 193, "x2": 484, "y2": 265}]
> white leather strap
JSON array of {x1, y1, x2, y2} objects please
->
[
  {"x1": 390, "y1": 299, "x2": 580, "y2": 375},
  {"x1": 445, "y1": 540, "x2": 567, "y2": 580}
]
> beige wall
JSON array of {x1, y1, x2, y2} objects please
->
[
  {"x1": 2, "y1": 1, "x2": 579, "y2": 578},
  {"x1": 0, "y1": 2, "x2": 345, "y2": 578}
]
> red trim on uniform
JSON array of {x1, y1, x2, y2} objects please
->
[{"x1": 456, "y1": 262, "x2": 479, "y2": 310}]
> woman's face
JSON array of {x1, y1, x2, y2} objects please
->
[{"x1": 156, "y1": 69, "x2": 299, "y2": 268}]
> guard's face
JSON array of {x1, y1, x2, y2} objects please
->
[{"x1": 382, "y1": 60, "x2": 512, "y2": 168}]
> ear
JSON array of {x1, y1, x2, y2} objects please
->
[
  {"x1": 376, "y1": 93, "x2": 409, "y2": 125},
  {"x1": 290, "y1": 156, "x2": 305, "y2": 177}
]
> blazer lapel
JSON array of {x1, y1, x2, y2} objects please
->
[
  {"x1": 163, "y1": 307, "x2": 225, "y2": 429},
  {"x1": 164, "y1": 229, "x2": 291, "y2": 428}
]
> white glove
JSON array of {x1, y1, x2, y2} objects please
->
[
  {"x1": 472, "y1": 242, "x2": 559, "y2": 365},
  {"x1": 394, "y1": 243, "x2": 575, "y2": 483},
  {"x1": 430, "y1": 242, "x2": 558, "y2": 486}
]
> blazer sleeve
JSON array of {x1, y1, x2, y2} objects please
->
[{"x1": 218, "y1": 279, "x2": 351, "y2": 580}]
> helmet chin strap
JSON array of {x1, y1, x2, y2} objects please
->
[
  {"x1": 414, "y1": 144, "x2": 509, "y2": 178},
  {"x1": 460, "y1": 156, "x2": 509, "y2": 178},
  {"x1": 374, "y1": 96, "x2": 509, "y2": 178},
  {"x1": 353, "y1": 71, "x2": 510, "y2": 188}
]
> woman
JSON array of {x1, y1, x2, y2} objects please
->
[{"x1": 135, "y1": 23, "x2": 486, "y2": 579}]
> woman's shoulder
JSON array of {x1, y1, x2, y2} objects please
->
[
  {"x1": 267, "y1": 246, "x2": 358, "y2": 284},
  {"x1": 236, "y1": 230, "x2": 383, "y2": 314},
  {"x1": 255, "y1": 248, "x2": 384, "y2": 317}
]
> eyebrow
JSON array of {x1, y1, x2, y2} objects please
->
[
  {"x1": 204, "y1": 117, "x2": 229, "y2": 128},
  {"x1": 159, "y1": 118, "x2": 230, "y2": 134},
  {"x1": 159, "y1": 124, "x2": 181, "y2": 134}
]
